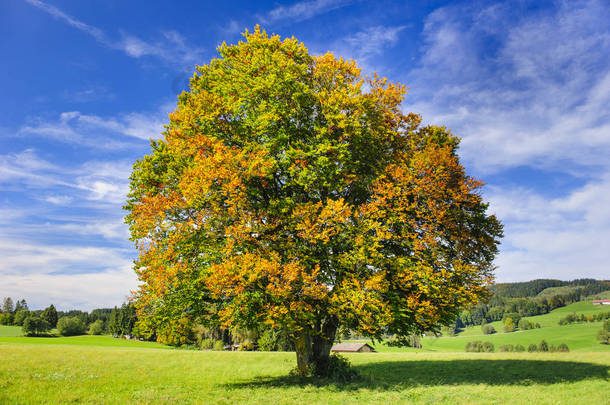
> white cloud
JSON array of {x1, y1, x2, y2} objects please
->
[
  {"x1": 45, "y1": 195, "x2": 73, "y2": 205},
  {"x1": 263, "y1": 0, "x2": 351, "y2": 24},
  {"x1": 0, "y1": 149, "x2": 133, "y2": 206},
  {"x1": 343, "y1": 25, "x2": 406, "y2": 61},
  {"x1": 404, "y1": 0, "x2": 610, "y2": 173},
  {"x1": 25, "y1": 0, "x2": 204, "y2": 68},
  {"x1": 0, "y1": 238, "x2": 129, "y2": 275},
  {"x1": 0, "y1": 264, "x2": 137, "y2": 311},
  {"x1": 487, "y1": 174, "x2": 610, "y2": 281},
  {"x1": 0, "y1": 149, "x2": 74, "y2": 189},
  {"x1": 20, "y1": 108, "x2": 166, "y2": 148}
]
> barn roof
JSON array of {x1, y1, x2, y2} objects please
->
[{"x1": 331, "y1": 342, "x2": 375, "y2": 352}]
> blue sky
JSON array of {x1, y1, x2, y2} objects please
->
[{"x1": 1, "y1": 0, "x2": 609, "y2": 310}]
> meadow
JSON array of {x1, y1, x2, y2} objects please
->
[
  {"x1": 1, "y1": 301, "x2": 608, "y2": 404},
  {"x1": 0, "y1": 341, "x2": 608, "y2": 404}
]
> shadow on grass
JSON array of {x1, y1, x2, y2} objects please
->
[{"x1": 223, "y1": 359, "x2": 609, "y2": 391}]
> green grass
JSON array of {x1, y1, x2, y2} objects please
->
[
  {"x1": 0, "y1": 343, "x2": 608, "y2": 404},
  {"x1": 1, "y1": 301, "x2": 608, "y2": 403},
  {"x1": 0, "y1": 325, "x2": 22, "y2": 337},
  {"x1": 0, "y1": 326, "x2": 170, "y2": 349}
]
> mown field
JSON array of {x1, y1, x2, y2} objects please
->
[
  {"x1": 0, "y1": 342, "x2": 608, "y2": 404},
  {"x1": 1, "y1": 301, "x2": 608, "y2": 404}
]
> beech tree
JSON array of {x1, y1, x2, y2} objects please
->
[{"x1": 125, "y1": 27, "x2": 502, "y2": 375}]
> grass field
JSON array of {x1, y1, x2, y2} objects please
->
[
  {"x1": 1, "y1": 301, "x2": 608, "y2": 404},
  {"x1": 0, "y1": 342, "x2": 608, "y2": 404}
]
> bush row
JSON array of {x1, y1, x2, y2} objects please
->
[
  {"x1": 466, "y1": 340, "x2": 570, "y2": 353},
  {"x1": 558, "y1": 311, "x2": 609, "y2": 325}
]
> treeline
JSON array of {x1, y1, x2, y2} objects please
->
[
  {"x1": 0, "y1": 297, "x2": 138, "y2": 338},
  {"x1": 1, "y1": 297, "x2": 291, "y2": 350},
  {"x1": 452, "y1": 279, "x2": 609, "y2": 330}
]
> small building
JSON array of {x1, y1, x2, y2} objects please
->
[
  {"x1": 331, "y1": 342, "x2": 376, "y2": 353},
  {"x1": 592, "y1": 300, "x2": 610, "y2": 305}
]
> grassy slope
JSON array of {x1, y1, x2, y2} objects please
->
[
  {"x1": 0, "y1": 343, "x2": 608, "y2": 404},
  {"x1": 536, "y1": 286, "x2": 582, "y2": 299},
  {"x1": 367, "y1": 301, "x2": 610, "y2": 352}
]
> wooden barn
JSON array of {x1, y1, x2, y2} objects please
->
[{"x1": 331, "y1": 342, "x2": 376, "y2": 353}]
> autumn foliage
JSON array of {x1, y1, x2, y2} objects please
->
[{"x1": 125, "y1": 27, "x2": 502, "y2": 375}]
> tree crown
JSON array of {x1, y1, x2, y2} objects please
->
[{"x1": 125, "y1": 27, "x2": 502, "y2": 346}]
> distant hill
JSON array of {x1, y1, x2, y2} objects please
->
[{"x1": 491, "y1": 279, "x2": 610, "y2": 299}]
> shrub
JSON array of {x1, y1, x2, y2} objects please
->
[
  {"x1": 596, "y1": 329, "x2": 609, "y2": 344},
  {"x1": 0, "y1": 312, "x2": 14, "y2": 325},
  {"x1": 323, "y1": 354, "x2": 360, "y2": 382},
  {"x1": 498, "y1": 344, "x2": 514, "y2": 352},
  {"x1": 239, "y1": 339, "x2": 255, "y2": 351},
  {"x1": 557, "y1": 343, "x2": 570, "y2": 352},
  {"x1": 465, "y1": 341, "x2": 480, "y2": 352},
  {"x1": 57, "y1": 316, "x2": 86, "y2": 336},
  {"x1": 482, "y1": 341, "x2": 495, "y2": 352},
  {"x1": 527, "y1": 344, "x2": 538, "y2": 352},
  {"x1": 22, "y1": 315, "x2": 51, "y2": 336},
  {"x1": 538, "y1": 340, "x2": 549, "y2": 352},
  {"x1": 88, "y1": 319, "x2": 104, "y2": 335},
  {"x1": 465, "y1": 341, "x2": 494, "y2": 352},
  {"x1": 481, "y1": 324, "x2": 496, "y2": 335},
  {"x1": 213, "y1": 340, "x2": 225, "y2": 351},
  {"x1": 257, "y1": 328, "x2": 295, "y2": 351},
  {"x1": 199, "y1": 338, "x2": 215, "y2": 350},
  {"x1": 258, "y1": 329, "x2": 280, "y2": 351},
  {"x1": 514, "y1": 344, "x2": 525, "y2": 352},
  {"x1": 518, "y1": 318, "x2": 536, "y2": 331},
  {"x1": 387, "y1": 334, "x2": 422, "y2": 348},
  {"x1": 503, "y1": 318, "x2": 516, "y2": 333}
]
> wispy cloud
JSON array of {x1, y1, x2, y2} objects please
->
[
  {"x1": 262, "y1": 0, "x2": 351, "y2": 24},
  {"x1": 404, "y1": 0, "x2": 610, "y2": 174},
  {"x1": 19, "y1": 107, "x2": 167, "y2": 148},
  {"x1": 0, "y1": 149, "x2": 133, "y2": 206},
  {"x1": 343, "y1": 25, "x2": 406, "y2": 61},
  {"x1": 25, "y1": 0, "x2": 204, "y2": 67},
  {"x1": 61, "y1": 85, "x2": 115, "y2": 103}
]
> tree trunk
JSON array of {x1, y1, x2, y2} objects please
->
[{"x1": 293, "y1": 317, "x2": 338, "y2": 376}]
